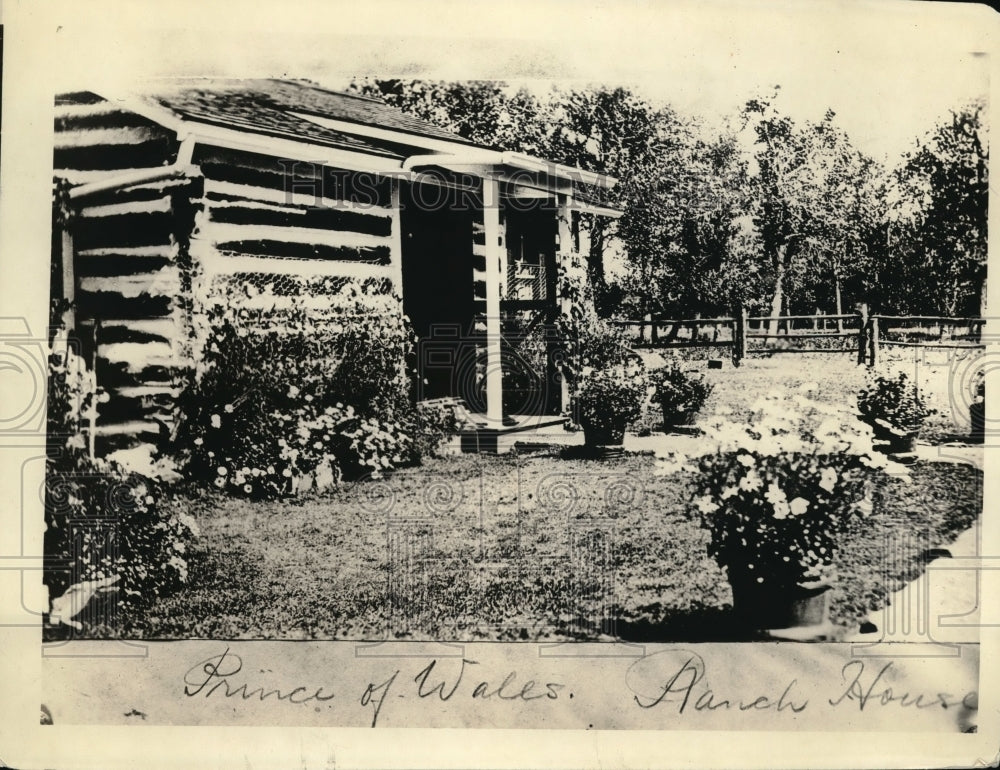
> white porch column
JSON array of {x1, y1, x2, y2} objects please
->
[
  {"x1": 556, "y1": 197, "x2": 574, "y2": 414},
  {"x1": 483, "y1": 176, "x2": 505, "y2": 423}
]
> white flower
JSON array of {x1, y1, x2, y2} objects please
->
[
  {"x1": 217, "y1": 466, "x2": 228, "y2": 476},
  {"x1": 764, "y1": 483, "x2": 786, "y2": 505},
  {"x1": 210, "y1": 414, "x2": 221, "y2": 429},
  {"x1": 243, "y1": 484, "x2": 253, "y2": 494},
  {"x1": 736, "y1": 453, "x2": 755, "y2": 467},
  {"x1": 193, "y1": 437, "x2": 204, "y2": 446},
  {"x1": 696, "y1": 496, "x2": 719, "y2": 514},
  {"x1": 788, "y1": 497, "x2": 810, "y2": 516},
  {"x1": 772, "y1": 500, "x2": 790, "y2": 519},
  {"x1": 224, "y1": 404, "x2": 234, "y2": 413},
  {"x1": 739, "y1": 471, "x2": 762, "y2": 492},
  {"x1": 288, "y1": 386, "x2": 300, "y2": 398},
  {"x1": 818, "y1": 467, "x2": 838, "y2": 493},
  {"x1": 721, "y1": 485, "x2": 739, "y2": 500}
]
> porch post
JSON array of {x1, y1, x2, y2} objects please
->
[
  {"x1": 483, "y1": 176, "x2": 504, "y2": 423},
  {"x1": 556, "y1": 198, "x2": 574, "y2": 414}
]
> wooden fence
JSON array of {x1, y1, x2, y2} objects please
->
[{"x1": 611, "y1": 305, "x2": 985, "y2": 366}]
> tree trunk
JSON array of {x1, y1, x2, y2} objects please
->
[
  {"x1": 587, "y1": 224, "x2": 608, "y2": 315},
  {"x1": 834, "y1": 274, "x2": 843, "y2": 333},
  {"x1": 767, "y1": 247, "x2": 785, "y2": 339}
]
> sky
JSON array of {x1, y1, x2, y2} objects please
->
[{"x1": 8, "y1": 0, "x2": 997, "y2": 164}]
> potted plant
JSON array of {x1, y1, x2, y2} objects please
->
[
  {"x1": 573, "y1": 366, "x2": 647, "y2": 457},
  {"x1": 650, "y1": 361, "x2": 713, "y2": 430},
  {"x1": 857, "y1": 371, "x2": 934, "y2": 454},
  {"x1": 656, "y1": 387, "x2": 908, "y2": 639}
]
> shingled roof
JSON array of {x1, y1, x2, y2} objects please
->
[{"x1": 141, "y1": 78, "x2": 475, "y2": 159}]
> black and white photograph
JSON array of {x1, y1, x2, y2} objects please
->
[{"x1": 0, "y1": 0, "x2": 997, "y2": 767}]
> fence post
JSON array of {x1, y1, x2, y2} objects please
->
[
  {"x1": 650, "y1": 314, "x2": 658, "y2": 344},
  {"x1": 857, "y1": 303, "x2": 869, "y2": 366},
  {"x1": 870, "y1": 314, "x2": 880, "y2": 368},
  {"x1": 733, "y1": 304, "x2": 747, "y2": 367}
]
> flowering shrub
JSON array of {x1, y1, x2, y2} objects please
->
[
  {"x1": 857, "y1": 371, "x2": 934, "y2": 435},
  {"x1": 176, "y1": 280, "x2": 431, "y2": 496},
  {"x1": 650, "y1": 361, "x2": 713, "y2": 424},
  {"x1": 574, "y1": 365, "x2": 648, "y2": 444},
  {"x1": 44, "y1": 341, "x2": 196, "y2": 622},
  {"x1": 656, "y1": 386, "x2": 909, "y2": 591}
]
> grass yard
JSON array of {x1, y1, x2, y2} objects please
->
[
  {"x1": 61, "y1": 352, "x2": 982, "y2": 643},
  {"x1": 90, "y1": 453, "x2": 979, "y2": 642},
  {"x1": 636, "y1": 348, "x2": 977, "y2": 442}
]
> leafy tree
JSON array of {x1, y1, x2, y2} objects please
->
[{"x1": 889, "y1": 100, "x2": 988, "y2": 316}]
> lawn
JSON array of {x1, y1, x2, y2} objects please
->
[
  {"x1": 89, "y1": 452, "x2": 979, "y2": 642},
  {"x1": 63, "y1": 352, "x2": 982, "y2": 643}
]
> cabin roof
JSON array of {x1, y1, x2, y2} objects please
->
[{"x1": 142, "y1": 78, "x2": 476, "y2": 159}]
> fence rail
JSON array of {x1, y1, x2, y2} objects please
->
[{"x1": 613, "y1": 306, "x2": 985, "y2": 366}]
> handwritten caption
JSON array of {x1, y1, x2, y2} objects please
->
[{"x1": 181, "y1": 648, "x2": 977, "y2": 727}]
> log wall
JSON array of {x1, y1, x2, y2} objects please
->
[{"x1": 53, "y1": 97, "x2": 405, "y2": 458}]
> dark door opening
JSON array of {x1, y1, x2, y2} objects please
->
[{"x1": 399, "y1": 181, "x2": 476, "y2": 402}]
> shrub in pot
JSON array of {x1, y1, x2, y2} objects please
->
[
  {"x1": 857, "y1": 371, "x2": 934, "y2": 453},
  {"x1": 650, "y1": 361, "x2": 713, "y2": 429},
  {"x1": 656, "y1": 386, "x2": 910, "y2": 638},
  {"x1": 573, "y1": 367, "x2": 647, "y2": 452}
]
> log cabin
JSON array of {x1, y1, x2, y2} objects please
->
[{"x1": 51, "y1": 79, "x2": 620, "y2": 458}]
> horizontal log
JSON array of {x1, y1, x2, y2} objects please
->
[
  {"x1": 77, "y1": 253, "x2": 173, "y2": 278},
  {"x1": 214, "y1": 239, "x2": 391, "y2": 264},
  {"x1": 203, "y1": 179, "x2": 391, "y2": 213},
  {"x1": 195, "y1": 248, "x2": 396, "y2": 280},
  {"x1": 195, "y1": 146, "x2": 392, "y2": 206},
  {"x1": 77, "y1": 290, "x2": 172, "y2": 319},
  {"x1": 97, "y1": 320, "x2": 176, "y2": 345},
  {"x1": 206, "y1": 198, "x2": 392, "y2": 237},
  {"x1": 72, "y1": 210, "x2": 175, "y2": 251},
  {"x1": 95, "y1": 360, "x2": 181, "y2": 389},
  {"x1": 78, "y1": 195, "x2": 173, "y2": 219},
  {"x1": 76, "y1": 177, "x2": 194, "y2": 208},
  {"x1": 98, "y1": 341, "x2": 175, "y2": 367},
  {"x1": 97, "y1": 390, "x2": 176, "y2": 423},
  {"x1": 54, "y1": 126, "x2": 171, "y2": 150},
  {"x1": 54, "y1": 138, "x2": 179, "y2": 172},
  {"x1": 206, "y1": 221, "x2": 391, "y2": 253},
  {"x1": 79, "y1": 268, "x2": 181, "y2": 299}
]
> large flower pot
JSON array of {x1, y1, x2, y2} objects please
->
[
  {"x1": 728, "y1": 572, "x2": 835, "y2": 641},
  {"x1": 661, "y1": 406, "x2": 696, "y2": 429},
  {"x1": 580, "y1": 422, "x2": 626, "y2": 458}
]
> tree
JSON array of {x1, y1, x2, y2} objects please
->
[{"x1": 890, "y1": 100, "x2": 988, "y2": 316}]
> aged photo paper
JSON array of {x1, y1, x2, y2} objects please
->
[{"x1": 0, "y1": 0, "x2": 998, "y2": 768}]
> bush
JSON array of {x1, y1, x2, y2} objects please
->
[
  {"x1": 650, "y1": 361, "x2": 713, "y2": 424},
  {"x1": 657, "y1": 386, "x2": 908, "y2": 591},
  {"x1": 857, "y1": 371, "x2": 934, "y2": 434},
  {"x1": 44, "y1": 343, "x2": 196, "y2": 621},
  {"x1": 574, "y1": 365, "x2": 647, "y2": 442},
  {"x1": 176, "y1": 280, "x2": 439, "y2": 496}
]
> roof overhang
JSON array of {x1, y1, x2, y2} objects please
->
[{"x1": 71, "y1": 89, "x2": 621, "y2": 213}]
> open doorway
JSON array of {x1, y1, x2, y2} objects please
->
[{"x1": 399, "y1": 180, "x2": 477, "y2": 402}]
